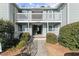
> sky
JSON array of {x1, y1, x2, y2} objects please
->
[{"x1": 16, "y1": 3, "x2": 59, "y2": 8}]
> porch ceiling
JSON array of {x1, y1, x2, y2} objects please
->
[{"x1": 16, "y1": 3, "x2": 63, "y2": 10}]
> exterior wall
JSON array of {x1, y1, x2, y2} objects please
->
[
  {"x1": 68, "y1": 3, "x2": 79, "y2": 24},
  {"x1": 0, "y1": 3, "x2": 18, "y2": 22},
  {"x1": 9, "y1": 4, "x2": 18, "y2": 22},
  {"x1": 61, "y1": 4, "x2": 68, "y2": 26},
  {"x1": 14, "y1": 24, "x2": 19, "y2": 38},
  {"x1": 9, "y1": 4, "x2": 14, "y2": 22},
  {"x1": 9, "y1": 4, "x2": 19, "y2": 38},
  {"x1": 47, "y1": 23, "x2": 61, "y2": 36},
  {"x1": 0, "y1": 3, "x2": 10, "y2": 20},
  {"x1": 14, "y1": 23, "x2": 29, "y2": 38},
  {"x1": 53, "y1": 10, "x2": 62, "y2": 21},
  {"x1": 0, "y1": 3, "x2": 19, "y2": 38},
  {"x1": 29, "y1": 23, "x2": 32, "y2": 35},
  {"x1": 17, "y1": 23, "x2": 28, "y2": 32},
  {"x1": 42, "y1": 23, "x2": 47, "y2": 36},
  {"x1": 22, "y1": 24, "x2": 28, "y2": 32}
]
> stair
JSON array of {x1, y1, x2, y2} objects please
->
[{"x1": 33, "y1": 34, "x2": 46, "y2": 38}]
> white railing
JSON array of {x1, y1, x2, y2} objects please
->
[
  {"x1": 16, "y1": 13, "x2": 29, "y2": 21},
  {"x1": 16, "y1": 13, "x2": 62, "y2": 21}
]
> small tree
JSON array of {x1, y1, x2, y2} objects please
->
[{"x1": 0, "y1": 19, "x2": 14, "y2": 50}]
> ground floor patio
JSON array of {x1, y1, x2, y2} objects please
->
[{"x1": 14, "y1": 22, "x2": 61, "y2": 38}]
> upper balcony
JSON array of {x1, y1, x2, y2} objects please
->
[{"x1": 16, "y1": 13, "x2": 62, "y2": 23}]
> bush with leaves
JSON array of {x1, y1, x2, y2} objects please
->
[
  {"x1": 16, "y1": 32, "x2": 30, "y2": 49},
  {"x1": 0, "y1": 19, "x2": 14, "y2": 51},
  {"x1": 58, "y1": 22, "x2": 79, "y2": 50},
  {"x1": 46, "y1": 33, "x2": 57, "y2": 44}
]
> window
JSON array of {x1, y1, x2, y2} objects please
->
[
  {"x1": 49, "y1": 10, "x2": 52, "y2": 13},
  {"x1": 52, "y1": 26, "x2": 55, "y2": 31},
  {"x1": 49, "y1": 24, "x2": 55, "y2": 31},
  {"x1": 49, "y1": 25, "x2": 52, "y2": 31},
  {"x1": 18, "y1": 25, "x2": 22, "y2": 31}
]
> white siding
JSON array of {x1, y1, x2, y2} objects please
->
[
  {"x1": 0, "y1": 3, "x2": 10, "y2": 20},
  {"x1": 9, "y1": 4, "x2": 14, "y2": 22},
  {"x1": 14, "y1": 24, "x2": 19, "y2": 38},
  {"x1": 68, "y1": 3, "x2": 79, "y2": 23},
  {"x1": 0, "y1": 3, "x2": 18, "y2": 22},
  {"x1": 62, "y1": 4, "x2": 68, "y2": 26},
  {"x1": 42, "y1": 23, "x2": 47, "y2": 36},
  {"x1": 9, "y1": 4, "x2": 18, "y2": 22},
  {"x1": 29, "y1": 23, "x2": 32, "y2": 35}
]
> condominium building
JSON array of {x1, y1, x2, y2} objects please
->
[{"x1": 0, "y1": 3, "x2": 79, "y2": 38}]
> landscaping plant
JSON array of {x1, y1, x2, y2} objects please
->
[
  {"x1": 58, "y1": 22, "x2": 79, "y2": 50},
  {"x1": 0, "y1": 19, "x2": 14, "y2": 51},
  {"x1": 46, "y1": 33, "x2": 57, "y2": 44},
  {"x1": 16, "y1": 32, "x2": 30, "y2": 49}
]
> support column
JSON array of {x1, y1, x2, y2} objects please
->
[
  {"x1": 47, "y1": 22, "x2": 48, "y2": 33},
  {"x1": 28, "y1": 22, "x2": 29, "y2": 32},
  {"x1": 29, "y1": 11, "x2": 31, "y2": 21}
]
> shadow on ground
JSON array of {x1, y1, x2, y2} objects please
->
[
  {"x1": 16, "y1": 53, "x2": 31, "y2": 56},
  {"x1": 64, "y1": 52, "x2": 79, "y2": 56}
]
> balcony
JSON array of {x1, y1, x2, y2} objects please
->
[{"x1": 16, "y1": 13, "x2": 62, "y2": 23}]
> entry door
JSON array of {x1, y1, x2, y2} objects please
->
[
  {"x1": 32, "y1": 25, "x2": 42, "y2": 35},
  {"x1": 37, "y1": 25, "x2": 42, "y2": 34},
  {"x1": 32, "y1": 25, "x2": 37, "y2": 35}
]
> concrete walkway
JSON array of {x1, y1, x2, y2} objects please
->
[{"x1": 31, "y1": 35, "x2": 48, "y2": 56}]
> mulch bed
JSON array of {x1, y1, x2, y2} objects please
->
[
  {"x1": 45, "y1": 43, "x2": 79, "y2": 56},
  {"x1": 0, "y1": 47, "x2": 25, "y2": 56}
]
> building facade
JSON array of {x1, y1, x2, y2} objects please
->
[{"x1": 0, "y1": 3, "x2": 79, "y2": 38}]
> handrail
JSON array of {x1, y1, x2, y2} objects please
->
[
  {"x1": 20, "y1": 36, "x2": 33, "y2": 56},
  {"x1": 16, "y1": 12, "x2": 62, "y2": 22},
  {"x1": 27, "y1": 36, "x2": 33, "y2": 44}
]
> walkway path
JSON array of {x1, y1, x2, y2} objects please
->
[{"x1": 31, "y1": 35, "x2": 48, "y2": 56}]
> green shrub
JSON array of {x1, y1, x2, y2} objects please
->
[
  {"x1": 0, "y1": 19, "x2": 14, "y2": 51},
  {"x1": 16, "y1": 32, "x2": 30, "y2": 49},
  {"x1": 58, "y1": 22, "x2": 79, "y2": 50},
  {"x1": 46, "y1": 33, "x2": 57, "y2": 44},
  {"x1": 20, "y1": 32, "x2": 30, "y2": 41},
  {"x1": 16, "y1": 40, "x2": 26, "y2": 49}
]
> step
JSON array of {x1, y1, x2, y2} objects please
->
[{"x1": 33, "y1": 35, "x2": 46, "y2": 38}]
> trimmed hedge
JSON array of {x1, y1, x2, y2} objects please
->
[
  {"x1": 16, "y1": 32, "x2": 30, "y2": 49},
  {"x1": 58, "y1": 22, "x2": 79, "y2": 50},
  {"x1": 46, "y1": 33, "x2": 57, "y2": 44}
]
